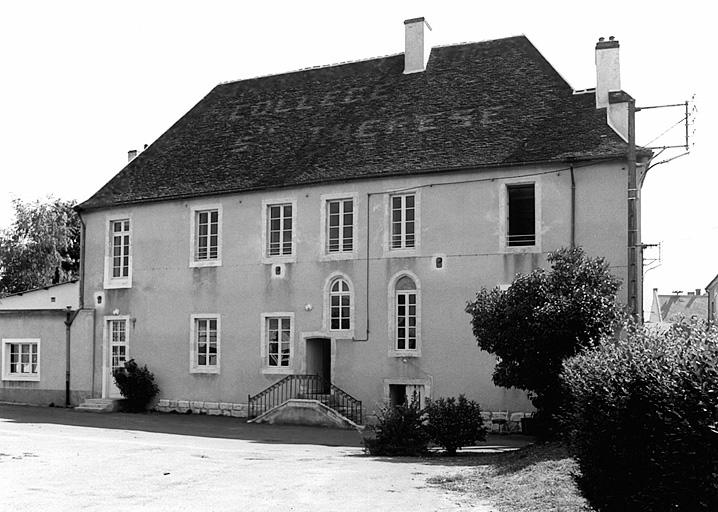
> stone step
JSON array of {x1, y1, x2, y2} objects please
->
[{"x1": 75, "y1": 398, "x2": 119, "y2": 413}]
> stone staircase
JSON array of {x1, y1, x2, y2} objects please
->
[{"x1": 75, "y1": 398, "x2": 119, "y2": 413}]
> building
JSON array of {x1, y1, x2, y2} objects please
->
[
  {"x1": 71, "y1": 20, "x2": 650, "y2": 421},
  {"x1": 706, "y1": 275, "x2": 718, "y2": 324},
  {"x1": 648, "y1": 288, "x2": 708, "y2": 324},
  {"x1": 0, "y1": 280, "x2": 94, "y2": 405}
]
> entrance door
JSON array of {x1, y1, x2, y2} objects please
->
[
  {"x1": 107, "y1": 318, "x2": 129, "y2": 398},
  {"x1": 305, "y1": 337, "x2": 331, "y2": 393}
]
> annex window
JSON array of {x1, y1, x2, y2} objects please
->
[
  {"x1": 326, "y1": 198, "x2": 353, "y2": 253},
  {"x1": 329, "y1": 278, "x2": 351, "y2": 331},
  {"x1": 390, "y1": 193, "x2": 416, "y2": 250},
  {"x1": 190, "y1": 314, "x2": 220, "y2": 374},
  {"x1": 191, "y1": 206, "x2": 221, "y2": 266},
  {"x1": 265, "y1": 316, "x2": 292, "y2": 368},
  {"x1": 267, "y1": 203, "x2": 293, "y2": 257},
  {"x1": 506, "y1": 184, "x2": 535, "y2": 247},
  {"x1": 395, "y1": 276, "x2": 418, "y2": 352},
  {"x1": 2, "y1": 338, "x2": 40, "y2": 381}
]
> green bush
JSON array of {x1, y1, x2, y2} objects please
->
[
  {"x1": 561, "y1": 321, "x2": 718, "y2": 511},
  {"x1": 465, "y1": 247, "x2": 623, "y2": 435},
  {"x1": 424, "y1": 395, "x2": 487, "y2": 455},
  {"x1": 112, "y1": 359, "x2": 160, "y2": 412},
  {"x1": 363, "y1": 399, "x2": 429, "y2": 456}
]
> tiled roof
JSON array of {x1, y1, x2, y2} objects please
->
[
  {"x1": 649, "y1": 294, "x2": 708, "y2": 323},
  {"x1": 79, "y1": 36, "x2": 640, "y2": 211}
]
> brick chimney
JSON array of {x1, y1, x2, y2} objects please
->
[
  {"x1": 403, "y1": 17, "x2": 432, "y2": 74},
  {"x1": 595, "y1": 36, "x2": 630, "y2": 141}
]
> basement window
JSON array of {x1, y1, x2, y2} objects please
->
[{"x1": 506, "y1": 184, "x2": 536, "y2": 247}]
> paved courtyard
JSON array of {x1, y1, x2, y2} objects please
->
[{"x1": 0, "y1": 405, "x2": 528, "y2": 511}]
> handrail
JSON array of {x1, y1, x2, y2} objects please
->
[{"x1": 247, "y1": 374, "x2": 362, "y2": 424}]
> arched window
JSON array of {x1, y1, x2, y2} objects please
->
[
  {"x1": 395, "y1": 276, "x2": 418, "y2": 351},
  {"x1": 329, "y1": 278, "x2": 351, "y2": 331}
]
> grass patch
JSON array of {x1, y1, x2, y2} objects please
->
[{"x1": 430, "y1": 442, "x2": 593, "y2": 512}]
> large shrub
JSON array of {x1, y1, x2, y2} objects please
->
[
  {"x1": 112, "y1": 359, "x2": 160, "y2": 412},
  {"x1": 424, "y1": 395, "x2": 487, "y2": 455},
  {"x1": 363, "y1": 399, "x2": 429, "y2": 456},
  {"x1": 561, "y1": 321, "x2": 718, "y2": 511},
  {"x1": 465, "y1": 247, "x2": 623, "y2": 433}
]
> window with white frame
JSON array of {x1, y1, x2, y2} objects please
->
[
  {"x1": 265, "y1": 316, "x2": 292, "y2": 368},
  {"x1": 1, "y1": 338, "x2": 40, "y2": 381},
  {"x1": 266, "y1": 203, "x2": 293, "y2": 257},
  {"x1": 395, "y1": 276, "x2": 418, "y2": 351},
  {"x1": 108, "y1": 318, "x2": 129, "y2": 375},
  {"x1": 109, "y1": 219, "x2": 131, "y2": 281},
  {"x1": 192, "y1": 208, "x2": 221, "y2": 265},
  {"x1": 390, "y1": 193, "x2": 416, "y2": 250},
  {"x1": 329, "y1": 278, "x2": 351, "y2": 331},
  {"x1": 326, "y1": 198, "x2": 353, "y2": 253},
  {"x1": 190, "y1": 315, "x2": 220, "y2": 373},
  {"x1": 506, "y1": 184, "x2": 536, "y2": 247}
]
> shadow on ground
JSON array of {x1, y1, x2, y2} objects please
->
[{"x1": 0, "y1": 404, "x2": 364, "y2": 447}]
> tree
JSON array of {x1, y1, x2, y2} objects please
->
[
  {"x1": 465, "y1": 247, "x2": 623, "y2": 431},
  {"x1": 0, "y1": 197, "x2": 81, "y2": 296}
]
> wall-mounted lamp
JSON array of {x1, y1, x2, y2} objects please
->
[{"x1": 304, "y1": 304, "x2": 313, "y2": 312}]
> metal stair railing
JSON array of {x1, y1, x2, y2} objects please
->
[{"x1": 247, "y1": 374, "x2": 362, "y2": 424}]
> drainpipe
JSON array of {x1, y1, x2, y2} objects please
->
[
  {"x1": 64, "y1": 307, "x2": 80, "y2": 407},
  {"x1": 627, "y1": 99, "x2": 639, "y2": 322},
  {"x1": 570, "y1": 165, "x2": 576, "y2": 248},
  {"x1": 351, "y1": 192, "x2": 373, "y2": 342}
]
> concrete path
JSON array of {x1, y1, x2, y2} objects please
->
[{"x1": 0, "y1": 405, "x2": 526, "y2": 511}]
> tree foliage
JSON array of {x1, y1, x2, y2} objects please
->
[
  {"x1": 424, "y1": 395, "x2": 487, "y2": 455},
  {"x1": 0, "y1": 197, "x2": 80, "y2": 296},
  {"x1": 465, "y1": 247, "x2": 623, "y2": 427}
]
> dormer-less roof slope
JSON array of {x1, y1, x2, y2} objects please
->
[{"x1": 79, "y1": 36, "x2": 637, "y2": 211}]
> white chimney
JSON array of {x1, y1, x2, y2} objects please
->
[
  {"x1": 595, "y1": 36, "x2": 630, "y2": 141},
  {"x1": 595, "y1": 37, "x2": 620, "y2": 109},
  {"x1": 128, "y1": 149, "x2": 138, "y2": 162},
  {"x1": 404, "y1": 17, "x2": 432, "y2": 74}
]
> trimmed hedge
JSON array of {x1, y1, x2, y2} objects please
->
[{"x1": 561, "y1": 322, "x2": 718, "y2": 511}]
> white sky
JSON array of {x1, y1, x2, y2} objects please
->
[{"x1": 0, "y1": 0, "x2": 714, "y2": 316}]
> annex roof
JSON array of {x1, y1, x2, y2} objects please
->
[{"x1": 79, "y1": 36, "x2": 640, "y2": 211}]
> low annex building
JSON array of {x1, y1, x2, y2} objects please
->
[{"x1": 69, "y1": 19, "x2": 650, "y2": 420}]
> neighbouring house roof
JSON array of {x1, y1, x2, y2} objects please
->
[
  {"x1": 0, "y1": 280, "x2": 79, "y2": 310},
  {"x1": 78, "y1": 35, "x2": 645, "y2": 211},
  {"x1": 706, "y1": 273, "x2": 718, "y2": 291},
  {"x1": 649, "y1": 292, "x2": 708, "y2": 323}
]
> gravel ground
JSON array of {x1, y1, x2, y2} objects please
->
[{"x1": 0, "y1": 405, "x2": 520, "y2": 511}]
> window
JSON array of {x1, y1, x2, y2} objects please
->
[
  {"x1": 506, "y1": 184, "x2": 535, "y2": 246},
  {"x1": 267, "y1": 203, "x2": 293, "y2": 257},
  {"x1": 190, "y1": 314, "x2": 220, "y2": 373},
  {"x1": 108, "y1": 319, "x2": 128, "y2": 375},
  {"x1": 190, "y1": 206, "x2": 222, "y2": 267},
  {"x1": 261, "y1": 313, "x2": 294, "y2": 372},
  {"x1": 390, "y1": 193, "x2": 416, "y2": 250},
  {"x1": 394, "y1": 275, "x2": 419, "y2": 352},
  {"x1": 104, "y1": 216, "x2": 132, "y2": 288},
  {"x1": 384, "y1": 378, "x2": 430, "y2": 408},
  {"x1": 266, "y1": 316, "x2": 291, "y2": 367},
  {"x1": 326, "y1": 198, "x2": 353, "y2": 253},
  {"x1": 329, "y1": 278, "x2": 351, "y2": 331},
  {"x1": 2, "y1": 339, "x2": 40, "y2": 381}
]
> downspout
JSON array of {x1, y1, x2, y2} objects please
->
[
  {"x1": 352, "y1": 192, "x2": 372, "y2": 342},
  {"x1": 64, "y1": 307, "x2": 80, "y2": 407},
  {"x1": 77, "y1": 209, "x2": 96, "y2": 396},
  {"x1": 570, "y1": 165, "x2": 576, "y2": 248}
]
